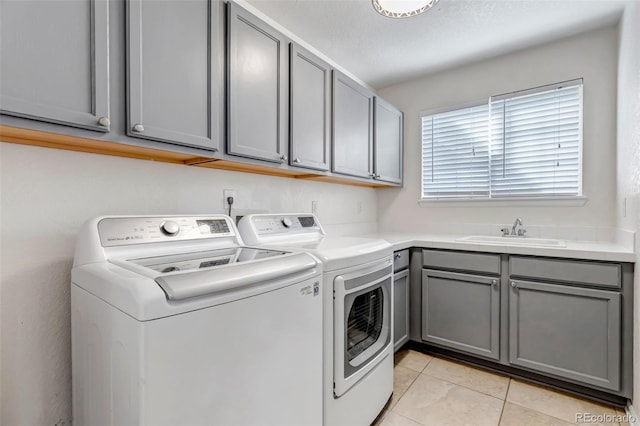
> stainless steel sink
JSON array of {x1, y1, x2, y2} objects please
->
[{"x1": 457, "y1": 235, "x2": 566, "y2": 247}]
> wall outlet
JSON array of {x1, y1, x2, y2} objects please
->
[{"x1": 223, "y1": 189, "x2": 236, "y2": 206}]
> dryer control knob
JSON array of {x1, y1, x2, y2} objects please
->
[
  {"x1": 160, "y1": 220, "x2": 180, "y2": 236},
  {"x1": 281, "y1": 217, "x2": 293, "y2": 228}
]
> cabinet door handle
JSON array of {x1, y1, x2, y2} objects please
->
[
  {"x1": 280, "y1": 155, "x2": 288, "y2": 162},
  {"x1": 97, "y1": 117, "x2": 110, "y2": 127},
  {"x1": 375, "y1": 174, "x2": 381, "y2": 178},
  {"x1": 394, "y1": 253, "x2": 401, "y2": 259},
  {"x1": 510, "y1": 281, "x2": 517, "y2": 288},
  {"x1": 492, "y1": 279, "x2": 498, "y2": 288},
  {"x1": 132, "y1": 123, "x2": 145, "y2": 133},
  {"x1": 293, "y1": 157, "x2": 300, "y2": 163},
  {"x1": 368, "y1": 173, "x2": 375, "y2": 178}
]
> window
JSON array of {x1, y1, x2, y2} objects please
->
[{"x1": 421, "y1": 80, "x2": 583, "y2": 200}]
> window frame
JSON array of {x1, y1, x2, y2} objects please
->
[{"x1": 420, "y1": 79, "x2": 585, "y2": 205}]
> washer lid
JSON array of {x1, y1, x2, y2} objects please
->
[
  {"x1": 112, "y1": 247, "x2": 317, "y2": 301},
  {"x1": 127, "y1": 247, "x2": 289, "y2": 274}
]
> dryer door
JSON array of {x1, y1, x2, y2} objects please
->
[{"x1": 334, "y1": 260, "x2": 392, "y2": 397}]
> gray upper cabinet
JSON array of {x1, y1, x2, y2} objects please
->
[
  {"x1": 374, "y1": 97, "x2": 403, "y2": 184},
  {"x1": 0, "y1": 0, "x2": 110, "y2": 132},
  {"x1": 227, "y1": 2, "x2": 288, "y2": 163},
  {"x1": 289, "y1": 44, "x2": 331, "y2": 171},
  {"x1": 509, "y1": 279, "x2": 621, "y2": 391},
  {"x1": 332, "y1": 71, "x2": 374, "y2": 179},
  {"x1": 127, "y1": 0, "x2": 221, "y2": 151},
  {"x1": 422, "y1": 269, "x2": 500, "y2": 360}
]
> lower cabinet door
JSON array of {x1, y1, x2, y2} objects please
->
[
  {"x1": 393, "y1": 269, "x2": 410, "y2": 351},
  {"x1": 422, "y1": 269, "x2": 500, "y2": 360},
  {"x1": 509, "y1": 279, "x2": 621, "y2": 391}
]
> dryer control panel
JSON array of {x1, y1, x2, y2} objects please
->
[
  {"x1": 254, "y1": 215, "x2": 320, "y2": 235},
  {"x1": 239, "y1": 214, "x2": 324, "y2": 239}
]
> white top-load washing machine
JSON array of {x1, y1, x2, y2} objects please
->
[
  {"x1": 238, "y1": 213, "x2": 394, "y2": 426},
  {"x1": 71, "y1": 215, "x2": 323, "y2": 426}
]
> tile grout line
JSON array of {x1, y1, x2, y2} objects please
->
[
  {"x1": 497, "y1": 379, "x2": 511, "y2": 425},
  {"x1": 398, "y1": 410, "x2": 429, "y2": 426},
  {"x1": 506, "y1": 380, "x2": 621, "y2": 425},
  {"x1": 419, "y1": 365, "x2": 510, "y2": 401},
  {"x1": 506, "y1": 399, "x2": 593, "y2": 426},
  {"x1": 390, "y1": 353, "x2": 434, "y2": 413},
  {"x1": 393, "y1": 358, "x2": 431, "y2": 407}
]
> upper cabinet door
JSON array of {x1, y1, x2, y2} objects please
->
[
  {"x1": 332, "y1": 71, "x2": 374, "y2": 179},
  {"x1": 227, "y1": 2, "x2": 288, "y2": 164},
  {"x1": 0, "y1": 0, "x2": 110, "y2": 132},
  {"x1": 374, "y1": 97, "x2": 403, "y2": 185},
  {"x1": 289, "y1": 44, "x2": 331, "y2": 171},
  {"x1": 127, "y1": 0, "x2": 221, "y2": 151}
]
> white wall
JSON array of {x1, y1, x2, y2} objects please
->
[
  {"x1": 377, "y1": 26, "x2": 619, "y2": 234},
  {"x1": 617, "y1": 1, "x2": 640, "y2": 230},
  {"x1": 615, "y1": 1, "x2": 640, "y2": 419},
  {"x1": 0, "y1": 142, "x2": 377, "y2": 425}
]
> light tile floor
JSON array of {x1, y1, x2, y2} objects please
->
[{"x1": 373, "y1": 349, "x2": 631, "y2": 426}]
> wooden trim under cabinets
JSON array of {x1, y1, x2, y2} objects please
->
[
  {"x1": 0, "y1": 125, "x2": 192, "y2": 164},
  {"x1": 0, "y1": 125, "x2": 390, "y2": 187}
]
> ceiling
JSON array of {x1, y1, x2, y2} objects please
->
[{"x1": 245, "y1": 0, "x2": 627, "y2": 89}]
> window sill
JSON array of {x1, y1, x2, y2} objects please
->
[{"x1": 418, "y1": 196, "x2": 589, "y2": 208}]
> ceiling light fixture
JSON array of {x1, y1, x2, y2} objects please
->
[{"x1": 372, "y1": 0, "x2": 439, "y2": 18}]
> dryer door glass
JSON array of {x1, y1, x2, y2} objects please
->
[{"x1": 347, "y1": 287, "x2": 383, "y2": 361}]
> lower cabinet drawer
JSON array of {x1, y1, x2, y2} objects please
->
[
  {"x1": 393, "y1": 249, "x2": 409, "y2": 272},
  {"x1": 423, "y1": 249, "x2": 501, "y2": 275},
  {"x1": 422, "y1": 269, "x2": 500, "y2": 360},
  {"x1": 509, "y1": 256, "x2": 621, "y2": 288},
  {"x1": 509, "y1": 279, "x2": 621, "y2": 391}
]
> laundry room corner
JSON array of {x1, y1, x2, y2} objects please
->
[{"x1": 0, "y1": 141, "x2": 378, "y2": 425}]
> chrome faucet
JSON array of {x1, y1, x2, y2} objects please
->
[{"x1": 511, "y1": 217, "x2": 523, "y2": 236}]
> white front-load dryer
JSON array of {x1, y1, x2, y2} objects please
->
[{"x1": 238, "y1": 213, "x2": 394, "y2": 425}]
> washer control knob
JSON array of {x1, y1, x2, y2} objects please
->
[
  {"x1": 281, "y1": 217, "x2": 293, "y2": 228},
  {"x1": 160, "y1": 220, "x2": 180, "y2": 236}
]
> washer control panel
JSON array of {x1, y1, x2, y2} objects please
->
[{"x1": 98, "y1": 216, "x2": 234, "y2": 247}]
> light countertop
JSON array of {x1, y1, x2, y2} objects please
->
[{"x1": 360, "y1": 232, "x2": 636, "y2": 263}]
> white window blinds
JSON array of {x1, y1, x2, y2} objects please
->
[
  {"x1": 421, "y1": 80, "x2": 583, "y2": 200},
  {"x1": 422, "y1": 104, "x2": 490, "y2": 198}
]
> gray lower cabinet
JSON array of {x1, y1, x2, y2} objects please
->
[
  {"x1": 419, "y1": 249, "x2": 632, "y2": 397},
  {"x1": 332, "y1": 71, "x2": 374, "y2": 179},
  {"x1": 509, "y1": 279, "x2": 621, "y2": 391},
  {"x1": 127, "y1": 0, "x2": 221, "y2": 151},
  {"x1": 289, "y1": 44, "x2": 331, "y2": 171},
  {"x1": 422, "y1": 269, "x2": 500, "y2": 360},
  {"x1": 394, "y1": 269, "x2": 410, "y2": 351},
  {"x1": 0, "y1": 0, "x2": 110, "y2": 131},
  {"x1": 227, "y1": 2, "x2": 288, "y2": 163},
  {"x1": 374, "y1": 98, "x2": 403, "y2": 184}
]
